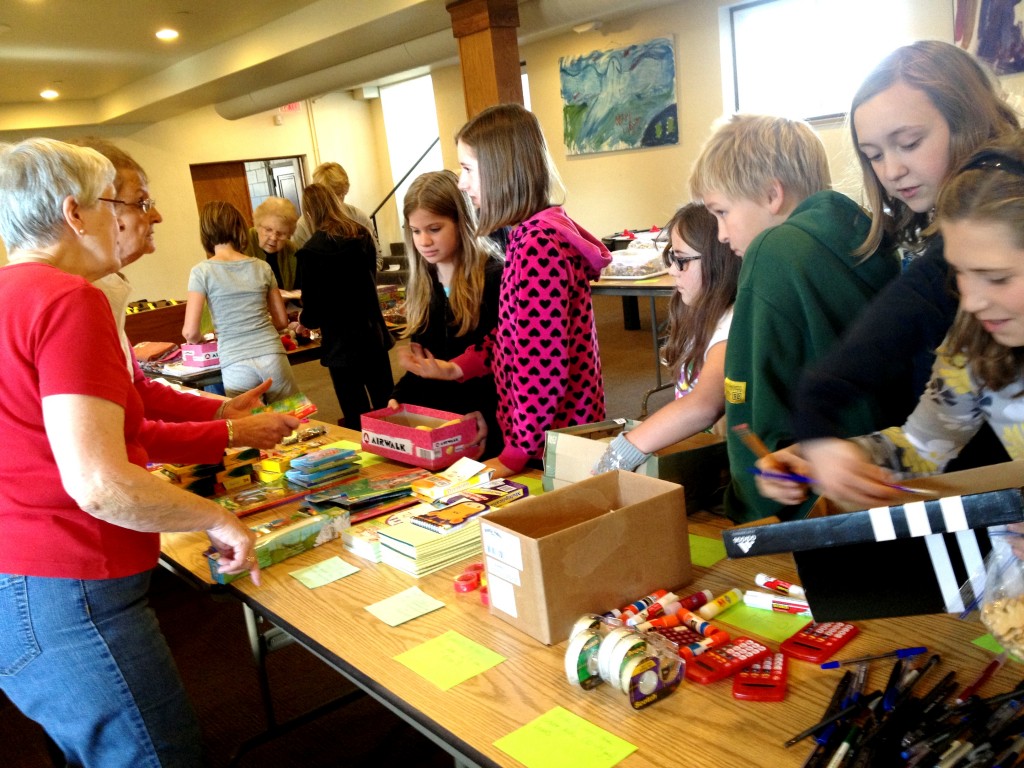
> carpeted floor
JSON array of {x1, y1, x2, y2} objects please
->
[{"x1": 4, "y1": 292, "x2": 672, "y2": 767}]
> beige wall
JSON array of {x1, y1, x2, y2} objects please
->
[{"x1": 5, "y1": 0, "x2": 1024, "y2": 304}]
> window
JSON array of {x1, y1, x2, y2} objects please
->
[
  {"x1": 725, "y1": 0, "x2": 914, "y2": 121},
  {"x1": 379, "y1": 75, "x2": 445, "y2": 223}
]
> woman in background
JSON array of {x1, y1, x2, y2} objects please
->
[
  {"x1": 245, "y1": 196, "x2": 300, "y2": 291},
  {"x1": 183, "y1": 200, "x2": 299, "y2": 403},
  {"x1": 296, "y1": 182, "x2": 393, "y2": 429}
]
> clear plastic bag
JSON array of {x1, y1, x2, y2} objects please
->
[{"x1": 960, "y1": 526, "x2": 1024, "y2": 657}]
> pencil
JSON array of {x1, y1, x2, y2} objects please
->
[{"x1": 732, "y1": 423, "x2": 771, "y2": 458}]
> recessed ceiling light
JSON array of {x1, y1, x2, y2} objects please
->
[
  {"x1": 155, "y1": 28, "x2": 179, "y2": 41},
  {"x1": 40, "y1": 89, "x2": 59, "y2": 100}
]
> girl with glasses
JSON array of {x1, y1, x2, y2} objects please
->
[{"x1": 594, "y1": 202, "x2": 741, "y2": 473}]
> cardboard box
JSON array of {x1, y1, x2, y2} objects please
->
[
  {"x1": 361, "y1": 404, "x2": 478, "y2": 470},
  {"x1": 543, "y1": 419, "x2": 729, "y2": 511},
  {"x1": 181, "y1": 341, "x2": 219, "y2": 368},
  {"x1": 722, "y1": 462, "x2": 1024, "y2": 621},
  {"x1": 480, "y1": 471, "x2": 692, "y2": 645}
]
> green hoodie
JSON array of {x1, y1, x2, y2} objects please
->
[{"x1": 723, "y1": 190, "x2": 899, "y2": 523}]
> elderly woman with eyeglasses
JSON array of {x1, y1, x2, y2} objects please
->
[
  {"x1": 245, "y1": 196, "x2": 300, "y2": 291},
  {"x1": 0, "y1": 138, "x2": 260, "y2": 767}
]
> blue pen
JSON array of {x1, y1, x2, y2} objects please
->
[
  {"x1": 748, "y1": 466, "x2": 814, "y2": 485},
  {"x1": 821, "y1": 646, "x2": 928, "y2": 670}
]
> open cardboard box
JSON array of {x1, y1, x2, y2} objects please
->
[
  {"x1": 543, "y1": 418, "x2": 729, "y2": 512},
  {"x1": 361, "y1": 404, "x2": 477, "y2": 471},
  {"x1": 722, "y1": 461, "x2": 1024, "y2": 621},
  {"x1": 480, "y1": 471, "x2": 692, "y2": 645}
]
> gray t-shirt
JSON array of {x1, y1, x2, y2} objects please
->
[{"x1": 187, "y1": 258, "x2": 284, "y2": 366}]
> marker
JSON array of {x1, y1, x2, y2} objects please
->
[
  {"x1": 743, "y1": 589, "x2": 812, "y2": 616},
  {"x1": 956, "y1": 653, "x2": 1007, "y2": 705},
  {"x1": 755, "y1": 573, "x2": 806, "y2": 599},
  {"x1": 697, "y1": 587, "x2": 743, "y2": 620},
  {"x1": 820, "y1": 646, "x2": 927, "y2": 670}
]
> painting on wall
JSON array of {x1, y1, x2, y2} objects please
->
[
  {"x1": 559, "y1": 37, "x2": 678, "y2": 156},
  {"x1": 955, "y1": 0, "x2": 1024, "y2": 75}
]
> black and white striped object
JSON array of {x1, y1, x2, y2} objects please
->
[{"x1": 722, "y1": 489, "x2": 1024, "y2": 621}]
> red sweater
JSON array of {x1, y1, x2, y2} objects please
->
[{"x1": 0, "y1": 264, "x2": 158, "y2": 578}]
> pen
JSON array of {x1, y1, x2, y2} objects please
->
[
  {"x1": 787, "y1": 670, "x2": 851, "y2": 749},
  {"x1": 957, "y1": 653, "x2": 1007, "y2": 705},
  {"x1": 748, "y1": 466, "x2": 816, "y2": 485},
  {"x1": 897, "y1": 653, "x2": 942, "y2": 705},
  {"x1": 882, "y1": 658, "x2": 907, "y2": 712},
  {"x1": 821, "y1": 646, "x2": 927, "y2": 669}
]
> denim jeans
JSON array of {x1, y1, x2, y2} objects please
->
[
  {"x1": 0, "y1": 570, "x2": 203, "y2": 767},
  {"x1": 220, "y1": 352, "x2": 298, "y2": 402}
]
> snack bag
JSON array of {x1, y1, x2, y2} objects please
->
[{"x1": 967, "y1": 527, "x2": 1024, "y2": 657}]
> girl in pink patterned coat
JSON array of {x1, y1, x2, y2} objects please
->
[{"x1": 401, "y1": 103, "x2": 611, "y2": 476}]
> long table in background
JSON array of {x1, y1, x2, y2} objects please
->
[
  {"x1": 591, "y1": 275, "x2": 676, "y2": 411},
  {"x1": 160, "y1": 424, "x2": 1021, "y2": 768}
]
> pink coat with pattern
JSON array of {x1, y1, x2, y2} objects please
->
[{"x1": 453, "y1": 206, "x2": 612, "y2": 472}]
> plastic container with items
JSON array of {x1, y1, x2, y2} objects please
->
[{"x1": 600, "y1": 227, "x2": 666, "y2": 279}]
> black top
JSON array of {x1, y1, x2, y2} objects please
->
[
  {"x1": 793, "y1": 235, "x2": 1008, "y2": 469},
  {"x1": 296, "y1": 230, "x2": 392, "y2": 368},
  {"x1": 392, "y1": 256, "x2": 504, "y2": 459}
]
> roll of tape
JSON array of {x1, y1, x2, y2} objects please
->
[
  {"x1": 453, "y1": 572, "x2": 479, "y2": 592},
  {"x1": 621, "y1": 654, "x2": 661, "y2": 697},
  {"x1": 564, "y1": 629, "x2": 603, "y2": 689},
  {"x1": 569, "y1": 614, "x2": 603, "y2": 641},
  {"x1": 597, "y1": 627, "x2": 635, "y2": 683},
  {"x1": 607, "y1": 635, "x2": 647, "y2": 692}
]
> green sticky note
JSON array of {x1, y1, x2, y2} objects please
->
[
  {"x1": 289, "y1": 556, "x2": 359, "y2": 588},
  {"x1": 395, "y1": 630, "x2": 505, "y2": 690},
  {"x1": 714, "y1": 602, "x2": 808, "y2": 642},
  {"x1": 495, "y1": 706, "x2": 637, "y2": 768},
  {"x1": 338, "y1": 439, "x2": 388, "y2": 467},
  {"x1": 689, "y1": 533, "x2": 726, "y2": 567},
  {"x1": 512, "y1": 474, "x2": 545, "y2": 497},
  {"x1": 365, "y1": 586, "x2": 445, "y2": 626}
]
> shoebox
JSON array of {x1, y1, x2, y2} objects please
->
[
  {"x1": 722, "y1": 461, "x2": 1024, "y2": 621},
  {"x1": 180, "y1": 341, "x2": 219, "y2": 367},
  {"x1": 480, "y1": 470, "x2": 692, "y2": 645},
  {"x1": 542, "y1": 418, "x2": 729, "y2": 511},
  {"x1": 361, "y1": 404, "x2": 477, "y2": 470},
  {"x1": 206, "y1": 506, "x2": 349, "y2": 585}
]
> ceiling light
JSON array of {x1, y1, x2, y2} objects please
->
[
  {"x1": 40, "y1": 88, "x2": 59, "y2": 100},
  {"x1": 155, "y1": 28, "x2": 179, "y2": 41}
]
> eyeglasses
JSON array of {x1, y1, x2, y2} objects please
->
[
  {"x1": 664, "y1": 252, "x2": 701, "y2": 271},
  {"x1": 98, "y1": 197, "x2": 157, "y2": 213}
]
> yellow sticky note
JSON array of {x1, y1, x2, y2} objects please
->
[
  {"x1": 289, "y1": 556, "x2": 359, "y2": 589},
  {"x1": 365, "y1": 586, "x2": 444, "y2": 626},
  {"x1": 495, "y1": 706, "x2": 637, "y2": 768},
  {"x1": 689, "y1": 533, "x2": 726, "y2": 568},
  {"x1": 394, "y1": 630, "x2": 505, "y2": 690}
]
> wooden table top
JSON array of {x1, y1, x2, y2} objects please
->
[{"x1": 160, "y1": 426, "x2": 1020, "y2": 767}]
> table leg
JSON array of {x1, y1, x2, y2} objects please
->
[
  {"x1": 648, "y1": 295, "x2": 662, "y2": 389},
  {"x1": 621, "y1": 296, "x2": 640, "y2": 330}
]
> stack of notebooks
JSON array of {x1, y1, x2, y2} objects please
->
[
  {"x1": 375, "y1": 479, "x2": 529, "y2": 577},
  {"x1": 284, "y1": 446, "x2": 360, "y2": 488}
]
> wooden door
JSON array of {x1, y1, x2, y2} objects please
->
[{"x1": 190, "y1": 162, "x2": 253, "y2": 228}]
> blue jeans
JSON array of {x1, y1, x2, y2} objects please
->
[{"x1": 0, "y1": 570, "x2": 203, "y2": 767}]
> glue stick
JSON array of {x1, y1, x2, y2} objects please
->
[{"x1": 697, "y1": 587, "x2": 743, "y2": 620}]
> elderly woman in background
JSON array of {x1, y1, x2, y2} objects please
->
[
  {"x1": 245, "y1": 195, "x2": 300, "y2": 291},
  {"x1": 0, "y1": 138, "x2": 260, "y2": 767}
]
